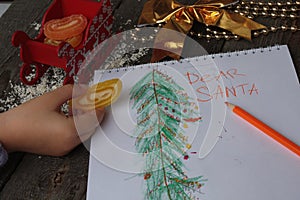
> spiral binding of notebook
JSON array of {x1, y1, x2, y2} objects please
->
[{"x1": 94, "y1": 45, "x2": 283, "y2": 75}]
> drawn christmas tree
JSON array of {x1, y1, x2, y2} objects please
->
[{"x1": 130, "y1": 69, "x2": 206, "y2": 200}]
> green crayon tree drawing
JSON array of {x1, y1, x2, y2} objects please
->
[{"x1": 130, "y1": 69, "x2": 206, "y2": 200}]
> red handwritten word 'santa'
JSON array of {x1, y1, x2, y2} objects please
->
[{"x1": 196, "y1": 83, "x2": 258, "y2": 102}]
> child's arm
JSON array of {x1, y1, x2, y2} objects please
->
[{"x1": 0, "y1": 84, "x2": 105, "y2": 158}]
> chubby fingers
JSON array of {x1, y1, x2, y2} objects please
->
[
  {"x1": 70, "y1": 108, "x2": 105, "y2": 143},
  {"x1": 38, "y1": 84, "x2": 73, "y2": 110},
  {"x1": 38, "y1": 84, "x2": 90, "y2": 111}
]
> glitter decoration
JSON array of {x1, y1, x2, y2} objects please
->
[
  {"x1": 183, "y1": 123, "x2": 188, "y2": 128},
  {"x1": 186, "y1": 144, "x2": 192, "y2": 149},
  {"x1": 183, "y1": 155, "x2": 189, "y2": 160},
  {"x1": 0, "y1": 68, "x2": 65, "y2": 112}
]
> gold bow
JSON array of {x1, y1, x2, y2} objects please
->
[{"x1": 138, "y1": 0, "x2": 266, "y2": 62}]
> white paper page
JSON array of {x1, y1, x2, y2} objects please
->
[{"x1": 87, "y1": 45, "x2": 300, "y2": 200}]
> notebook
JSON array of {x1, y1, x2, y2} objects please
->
[{"x1": 87, "y1": 45, "x2": 300, "y2": 200}]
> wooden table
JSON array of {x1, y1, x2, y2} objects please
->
[{"x1": 0, "y1": 0, "x2": 299, "y2": 199}]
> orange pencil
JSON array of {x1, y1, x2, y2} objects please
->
[{"x1": 225, "y1": 102, "x2": 300, "y2": 157}]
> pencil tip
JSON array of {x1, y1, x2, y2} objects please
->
[{"x1": 225, "y1": 102, "x2": 235, "y2": 111}]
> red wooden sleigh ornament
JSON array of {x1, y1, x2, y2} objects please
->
[{"x1": 12, "y1": 0, "x2": 114, "y2": 85}]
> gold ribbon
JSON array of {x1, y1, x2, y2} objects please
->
[{"x1": 138, "y1": 0, "x2": 266, "y2": 62}]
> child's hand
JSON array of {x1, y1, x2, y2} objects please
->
[{"x1": 0, "y1": 84, "x2": 105, "y2": 156}]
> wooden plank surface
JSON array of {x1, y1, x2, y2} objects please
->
[
  {"x1": 0, "y1": 0, "x2": 299, "y2": 199},
  {"x1": 0, "y1": 145, "x2": 90, "y2": 200}
]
